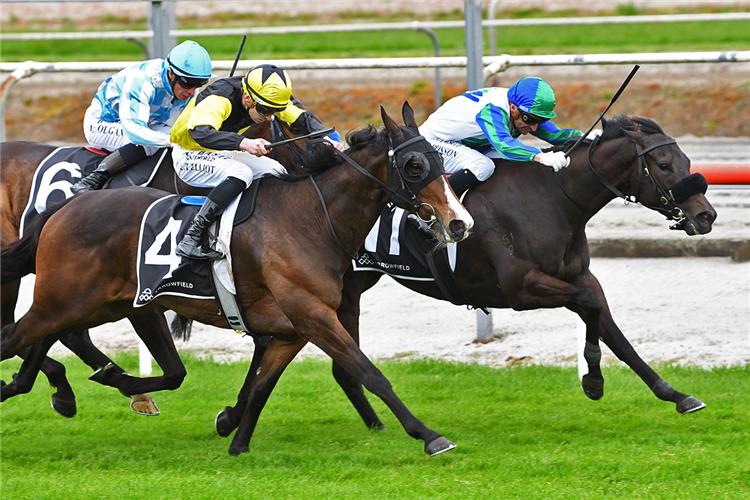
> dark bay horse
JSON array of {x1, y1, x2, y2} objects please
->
[
  {"x1": 1, "y1": 104, "x2": 474, "y2": 456},
  {"x1": 214, "y1": 114, "x2": 716, "y2": 438},
  {"x1": 0, "y1": 118, "x2": 310, "y2": 416}
]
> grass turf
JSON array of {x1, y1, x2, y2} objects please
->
[{"x1": 1, "y1": 355, "x2": 748, "y2": 499}]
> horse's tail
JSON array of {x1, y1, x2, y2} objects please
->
[
  {"x1": 1, "y1": 198, "x2": 74, "y2": 284},
  {"x1": 170, "y1": 313, "x2": 193, "y2": 342}
]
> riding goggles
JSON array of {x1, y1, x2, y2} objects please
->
[
  {"x1": 520, "y1": 112, "x2": 549, "y2": 126},
  {"x1": 176, "y1": 75, "x2": 209, "y2": 89},
  {"x1": 254, "y1": 100, "x2": 286, "y2": 116}
]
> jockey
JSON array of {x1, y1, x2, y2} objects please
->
[
  {"x1": 170, "y1": 63, "x2": 344, "y2": 260},
  {"x1": 71, "y1": 40, "x2": 214, "y2": 194},
  {"x1": 419, "y1": 76, "x2": 592, "y2": 196}
]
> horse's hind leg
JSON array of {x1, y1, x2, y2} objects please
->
[
  {"x1": 88, "y1": 310, "x2": 185, "y2": 406},
  {"x1": 61, "y1": 329, "x2": 159, "y2": 416},
  {"x1": 1, "y1": 331, "x2": 61, "y2": 403},
  {"x1": 577, "y1": 272, "x2": 705, "y2": 414},
  {"x1": 229, "y1": 337, "x2": 308, "y2": 456}
]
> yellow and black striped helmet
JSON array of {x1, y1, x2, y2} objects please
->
[{"x1": 241, "y1": 64, "x2": 292, "y2": 112}]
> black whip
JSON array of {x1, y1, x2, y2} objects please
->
[
  {"x1": 229, "y1": 35, "x2": 247, "y2": 77},
  {"x1": 564, "y1": 64, "x2": 640, "y2": 158},
  {"x1": 266, "y1": 126, "x2": 336, "y2": 149}
]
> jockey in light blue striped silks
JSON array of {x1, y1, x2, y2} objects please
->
[
  {"x1": 72, "y1": 40, "x2": 214, "y2": 194},
  {"x1": 418, "y1": 76, "x2": 596, "y2": 196}
]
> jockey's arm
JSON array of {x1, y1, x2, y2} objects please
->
[
  {"x1": 119, "y1": 73, "x2": 173, "y2": 147},
  {"x1": 532, "y1": 121, "x2": 582, "y2": 145},
  {"x1": 185, "y1": 95, "x2": 248, "y2": 151},
  {"x1": 276, "y1": 103, "x2": 344, "y2": 150},
  {"x1": 477, "y1": 103, "x2": 540, "y2": 162}
]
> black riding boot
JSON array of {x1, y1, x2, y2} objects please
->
[
  {"x1": 175, "y1": 199, "x2": 223, "y2": 260},
  {"x1": 71, "y1": 144, "x2": 147, "y2": 195},
  {"x1": 447, "y1": 169, "x2": 480, "y2": 197},
  {"x1": 175, "y1": 176, "x2": 247, "y2": 261},
  {"x1": 70, "y1": 163, "x2": 113, "y2": 194}
]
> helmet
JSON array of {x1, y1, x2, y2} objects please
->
[
  {"x1": 241, "y1": 64, "x2": 293, "y2": 112},
  {"x1": 166, "y1": 40, "x2": 215, "y2": 81},
  {"x1": 507, "y1": 77, "x2": 557, "y2": 119}
]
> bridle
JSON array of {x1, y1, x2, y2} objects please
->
[
  {"x1": 559, "y1": 134, "x2": 707, "y2": 229},
  {"x1": 309, "y1": 129, "x2": 444, "y2": 259}
]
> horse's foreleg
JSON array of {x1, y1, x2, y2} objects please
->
[
  {"x1": 229, "y1": 336, "x2": 308, "y2": 456},
  {"x1": 88, "y1": 312, "x2": 185, "y2": 411},
  {"x1": 215, "y1": 335, "x2": 271, "y2": 438},
  {"x1": 296, "y1": 300, "x2": 454, "y2": 457},
  {"x1": 576, "y1": 273, "x2": 706, "y2": 414},
  {"x1": 510, "y1": 269, "x2": 606, "y2": 399},
  {"x1": 334, "y1": 270, "x2": 386, "y2": 431}
]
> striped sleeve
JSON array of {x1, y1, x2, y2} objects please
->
[
  {"x1": 476, "y1": 103, "x2": 539, "y2": 162},
  {"x1": 533, "y1": 121, "x2": 582, "y2": 144},
  {"x1": 118, "y1": 71, "x2": 172, "y2": 147}
]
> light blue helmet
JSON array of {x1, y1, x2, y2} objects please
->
[
  {"x1": 166, "y1": 40, "x2": 215, "y2": 81},
  {"x1": 507, "y1": 77, "x2": 557, "y2": 119}
]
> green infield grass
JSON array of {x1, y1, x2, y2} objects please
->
[{"x1": 1, "y1": 355, "x2": 748, "y2": 499}]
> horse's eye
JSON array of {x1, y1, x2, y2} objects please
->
[
  {"x1": 405, "y1": 158, "x2": 425, "y2": 179},
  {"x1": 658, "y1": 162, "x2": 670, "y2": 172}
]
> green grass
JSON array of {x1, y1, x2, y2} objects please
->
[
  {"x1": 1, "y1": 355, "x2": 748, "y2": 499},
  {"x1": 1, "y1": 14, "x2": 749, "y2": 62}
]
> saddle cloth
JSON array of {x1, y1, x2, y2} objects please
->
[
  {"x1": 134, "y1": 194, "x2": 242, "y2": 308},
  {"x1": 20, "y1": 146, "x2": 169, "y2": 237},
  {"x1": 352, "y1": 204, "x2": 457, "y2": 281}
]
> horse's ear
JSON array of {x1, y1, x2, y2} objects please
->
[
  {"x1": 381, "y1": 106, "x2": 403, "y2": 140},
  {"x1": 622, "y1": 128, "x2": 644, "y2": 145},
  {"x1": 402, "y1": 101, "x2": 418, "y2": 130}
]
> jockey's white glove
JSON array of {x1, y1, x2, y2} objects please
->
[
  {"x1": 536, "y1": 151, "x2": 570, "y2": 172},
  {"x1": 588, "y1": 128, "x2": 603, "y2": 140}
]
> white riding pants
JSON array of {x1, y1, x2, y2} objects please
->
[
  {"x1": 421, "y1": 135, "x2": 500, "y2": 182},
  {"x1": 83, "y1": 101, "x2": 168, "y2": 156},
  {"x1": 171, "y1": 145, "x2": 287, "y2": 189}
]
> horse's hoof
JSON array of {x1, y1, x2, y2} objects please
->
[
  {"x1": 51, "y1": 395, "x2": 77, "y2": 418},
  {"x1": 581, "y1": 374, "x2": 604, "y2": 400},
  {"x1": 425, "y1": 436, "x2": 456, "y2": 456},
  {"x1": 130, "y1": 393, "x2": 160, "y2": 416},
  {"x1": 215, "y1": 407, "x2": 237, "y2": 437},
  {"x1": 676, "y1": 395, "x2": 706, "y2": 414},
  {"x1": 228, "y1": 443, "x2": 249, "y2": 456}
]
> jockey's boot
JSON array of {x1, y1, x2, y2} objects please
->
[
  {"x1": 175, "y1": 199, "x2": 224, "y2": 260},
  {"x1": 71, "y1": 144, "x2": 147, "y2": 195},
  {"x1": 176, "y1": 176, "x2": 247, "y2": 260},
  {"x1": 447, "y1": 169, "x2": 480, "y2": 197}
]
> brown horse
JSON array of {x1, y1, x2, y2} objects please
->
[
  {"x1": 213, "y1": 114, "x2": 716, "y2": 438},
  {"x1": 0, "y1": 117, "x2": 309, "y2": 416},
  {"x1": 1, "y1": 103, "x2": 473, "y2": 456}
]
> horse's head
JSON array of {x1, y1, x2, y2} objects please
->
[
  {"x1": 605, "y1": 115, "x2": 717, "y2": 235},
  {"x1": 380, "y1": 102, "x2": 474, "y2": 243}
]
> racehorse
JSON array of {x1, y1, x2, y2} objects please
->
[
  {"x1": 212, "y1": 114, "x2": 716, "y2": 438},
  {"x1": 0, "y1": 117, "x2": 310, "y2": 417},
  {"x1": 0, "y1": 103, "x2": 474, "y2": 456}
]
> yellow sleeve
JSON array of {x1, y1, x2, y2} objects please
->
[
  {"x1": 187, "y1": 94, "x2": 233, "y2": 131},
  {"x1": 275, "y1": 101, "x2": 305, "y2": 125}
]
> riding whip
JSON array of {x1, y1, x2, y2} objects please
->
[
  {"x1": 266, "y1": 126, "x2": 336, "y2": 149},
  {"x1": 229, "y1": 35, "x2": 247, "y2": 77},
  {"x1": 564, "y1": 64, "x2": 640, "y2": 158}
]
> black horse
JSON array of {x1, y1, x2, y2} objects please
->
[{"x1": 214, "y1": 114, "x2": 716, "y2": 438}]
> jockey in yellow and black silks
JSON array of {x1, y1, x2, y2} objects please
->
[{"x1": 170, "y1": 64, "x2": 343, "y2": 260}]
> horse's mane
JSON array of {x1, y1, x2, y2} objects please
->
[{"x1": 601, "y1": 114, "x2": 665, "y2": 140}]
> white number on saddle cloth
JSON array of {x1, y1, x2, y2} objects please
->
[
  {"x1": 34, "y1": 161, "x2": 82, "y2": 214},
  {"x1": 144, "y1": 216, "x2": 183, "y2": 280}
]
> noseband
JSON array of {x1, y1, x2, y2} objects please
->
[{"x1": 563, "y1": 134, "x2": 708, "y2": 229}]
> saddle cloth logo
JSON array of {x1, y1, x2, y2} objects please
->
[
  {"x1": 20, "y1": 146, "x2": 169, "y2": 237},
  {"x1": 135, "y1": 195, "x2": 215, "y2": 307},
  {"x1": 352, "y1": 204, "x2": 443, "y2": 281}
]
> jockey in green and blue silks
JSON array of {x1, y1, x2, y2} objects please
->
[
  {"x1": 72, "y1": 40, "x2": 214, "y2": 195},
  {"x1": 418, "y1": 76, "x2": 587, "y2": 195}
]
